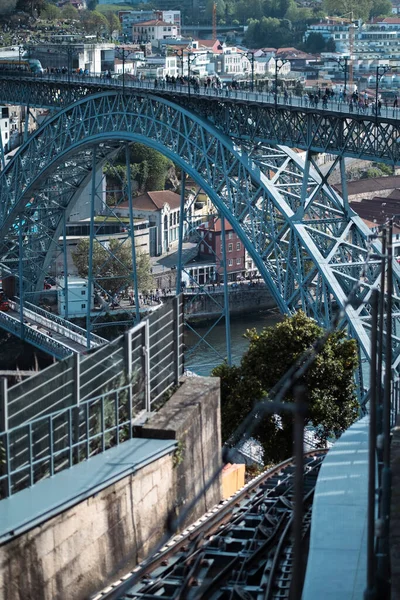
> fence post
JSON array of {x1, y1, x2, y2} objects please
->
[
  {"x1": 144, "y1": 320, "x2": 151, "y2": 412},
  {"x1": 174, "y1": 295, "x2": 181, "y2": 382},
  {"x1": 124, "y1": 329, "x2": 133, "y2": 433},
  {"x1": 124, "y1": 329, "x2": 133, "y2": 378},
  {"x1": 72, "y1": 354, "x2": 80, "y2": 464},
  {"x1": 0, "y1": 378, "x2": 9, "y2": 498},
  {"x1": 73, "y1": 353, "x2": 80, "y2": 405},
  {"x1": 0, "y1": 378, "x2": 8, "y2": 432}
]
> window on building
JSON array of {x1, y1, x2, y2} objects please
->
[
  {"x1": 170, "y1": 214, "x2": 172, "y2": 226},
  {"x1": 174, "y1": 212, "x2": 177, "y2": 225},
  {"x1": 81, "y1": 303, "x2": 86, "y2": 309},
  {"x1": 201, "y1": 243, "x2": 205, "y2": 252},
  {"x1": 237, "y1": 257, "x2": 241, "y2": 265},
  {"x1": 236, "y1": 242, "x2": 241, "y2": 250},
  {"x1": 208, "y1": 246, "x2": 212, "y2": 253},
  {"x1": 228, "y1": 232, "x2": 233, "y2": 239},
  {"x1": 81, "y1": 290, "x2": 85, "y2": 295},
  {"x1": 228, "y1": 243, "x2": 233, "y2": 252},
  {"x1": 228, "y1": 259, "x2": 233, "y2": 266}
]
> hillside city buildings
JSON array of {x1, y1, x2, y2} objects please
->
[{"x1": 3, "y1": 7, "x2": 400, "y2": 314}]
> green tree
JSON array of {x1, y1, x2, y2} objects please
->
[
  {"x1": 304, "y1": 32, "x2": 327, "y2": 52},
  {"x1": 72, "y1": 238, "x2": 154, "y2": 295},
  {"x1": 81, "y1": 9, "x2": 108, "y2": 36},
  {"x1": 129, "y1": 143, "x2": 173, "y2": 190},
  {"x1": 206, "y1": 0, "x2": 226, "y2": 20},
  {"x1": 62, "y1": 4, "x2": 79, "y2": 20},
  {"x1": 326, "y1": 37, "x2": 336, "y2": 51},
  {"x1": 212, "y1": 311, "x2": 359, "y2": 463},
  {"x1": 322, "y1": 0, "x2": 372, "y2": 21},
  {"x1": 16, "y1": 0, "x2": 46, "y2": 15},
  {"x1": 264, "y1": 0, "x2": 294, "y2": 18},
  {"x1": 102, "y1": 9, "x2": 121, "y2": 35},
  {"x1": 370, "y1": 0, "x2": 392, "y2": 17},
  {"x1": 41, "y1": 2, "x2": 61, "y2": 19},
  {"x1": 0, "y1": 0, "x2": 17, "y2": 15},
  {"x1": 244, "y1": 16, "x2": 294, "y2": 48}
]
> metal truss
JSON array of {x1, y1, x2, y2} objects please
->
[
  {"x1": 176, "y1": 175, "x2": 232, "y2": 373},
  {"x1": 0, "y1": 76, "x2": 400, "y2": 164},
  {"x1": 0, "y1": 91, "x2": 399, "y2": 386}
]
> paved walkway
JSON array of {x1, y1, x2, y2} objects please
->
[{"x1": 302, "y1": 416, "x2": 369, "y2": 600}]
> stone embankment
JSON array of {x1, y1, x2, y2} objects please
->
[{"x1": 184, "y1": 284, "x2": 276, "y2": 321}]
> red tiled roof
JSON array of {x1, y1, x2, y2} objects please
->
[
  {"x1": 120, "y1": 191, "x2": 181, "y2": 211},
  {"x1": 197, "y1": 39, "x2": 220, "y2": 47},
  {"x1": 379, "y1": 17, "x2": 400, "y2": 23},
  {"x1": 199, "y1": 217, "x2": 233, "y2": 232},
  {"x1": 335, "y1": 176, "x2": 400, "y2": 195},
  {"x1": 133, "y1": 19, "x2": 175, "y2": 27}
]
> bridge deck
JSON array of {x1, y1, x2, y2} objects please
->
[
  {"x1": 7, "y1": 308, "x2": 85, "y2": 353},
  {"x1": 302, "y1": 416, "x2": 369, "y2": 600}
]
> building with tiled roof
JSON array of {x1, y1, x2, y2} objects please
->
[
  {"x1": 132, "y1": 19, "x2": 178, "y2": 45},
  {"x1": 117, "y1": 191, "x2": 182, "y2": 255},
  {"x1": 196, "y1": 40, "x2": 223, "y2": 54}
]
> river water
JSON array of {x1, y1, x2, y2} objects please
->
[{"x1": 184, "y1": 310, "x2": 282, "y2": 376}]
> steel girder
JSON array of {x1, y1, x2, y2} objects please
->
[
  {"x1": 0, "y1": 91, "x2": 398, "y2": 382},
  {"x1": 0, "y1": 76, "x2": 400, "y2": 165}
]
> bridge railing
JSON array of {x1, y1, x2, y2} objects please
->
[
  {"x1": 0, "y1": 382, "x2": 136, "y2": 498},
  {"x1": 19, "y1": 298, "x2": 106, "y2": 346},
  {"x1": 0, "y1": 309, "x2": 73, "y2": 359},
  {"x1": 0, "y1": 297, "x2": 184, "y2": 498},
  {"x1": 9, "y1": 299, "x2": 93, "y2": 351},
  {"x1": 2, "y1": 70, "x2": 399, "y2": 120},
  {"x1": 1, "y1": 296, "x2": 183, "y2": 430}
]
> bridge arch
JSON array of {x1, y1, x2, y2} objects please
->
[{"x1": 0, "y1": 90, "x2": 397, "y2": 377}]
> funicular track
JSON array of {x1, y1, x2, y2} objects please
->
[{"x1": 95, "y1": 450, "x2": 327, "y2": 600}]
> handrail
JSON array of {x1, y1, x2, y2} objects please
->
[
  {"x1": 19, "y1": 298, "x2": 106, "y2": 346},
  {"x1": 0, "y1": 70, "x2": 398, "y2": 121},
  {"x1": 0, "y1": 383, "x2": 135, "y2": 498},
  {"x1": 0, "y1": 309, "x2": 72, "y2": 358},
  {"x1": 9, "y1": 300, "x2": 89, "y2": 349}
]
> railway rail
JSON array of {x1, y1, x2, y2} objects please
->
[{"x1": 93, "y1": 450, "x2": 327, "y2": 600}]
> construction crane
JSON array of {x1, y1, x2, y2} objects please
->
[
  {"x1": 212, "y1": 2, "x2": 217, "y2": 41},
  {"x1": 325, "y1": 13, "x2": 358, "y2": 92}
]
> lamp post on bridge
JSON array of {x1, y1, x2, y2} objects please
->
[
  {"x1": 176, "y1": 49, "x2": 184, "y2": 77},
  {"x1": 274, "y1": 58, "x2": 290, "y2": 108},
  {"x1": 188, "y1": 52, "x2": 197, "y2": 98},
  {"x1": 375, "y1": 64, "x2": 391, "y2": 119},
  {"x1": 18, "y1": 45, "x2": 24, "y2": 70},
  {"x1": 65, "y1": 45, "x2": 74, "y2": 84},
  {"x1": 115, "y1": 46, "x2": 137, "y2": 95},
  {"x1": 245, "y1": 51, "x2": 255, "y2": 92},
  {"x1": 176, "y1": 50, "x2": 197, "y2": 98},
  {"x1": 331, "y1": 56, "x2": 348, "y2": 97}
]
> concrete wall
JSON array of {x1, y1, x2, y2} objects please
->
[{"x1": 0, "y1": 377, "x2": 222, "y2": 600}]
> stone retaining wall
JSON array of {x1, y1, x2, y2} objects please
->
[{"x1": 0, "y1": 377, "x2": 222, "y2": 600}]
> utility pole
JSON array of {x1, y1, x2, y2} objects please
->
[{"x1": 246, "y1": 51, "x2": 255, "y2": 92}]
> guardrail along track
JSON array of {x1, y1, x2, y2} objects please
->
[{"x1": 95, "y1": 450, "x2": 327, "y2": 600}]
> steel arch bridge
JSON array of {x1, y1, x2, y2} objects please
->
[
  {"x1": 0, "y1": 74, "x2": 400, "y2": 164},
  {"x1": 0, "y1": 89, "x2": 399, "y2": 386}
]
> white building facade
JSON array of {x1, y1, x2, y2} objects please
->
[{"x1": 132, "y1": 20, "x2": 178, "y2": 45}]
